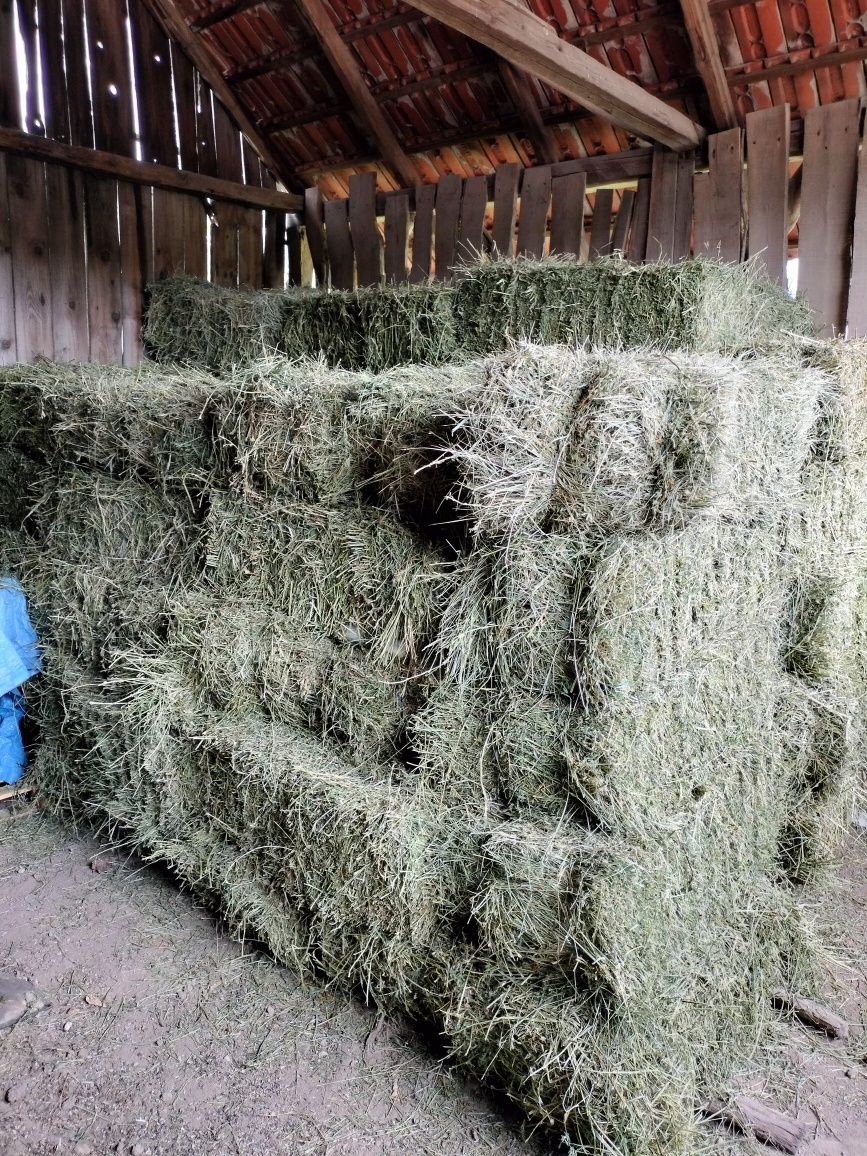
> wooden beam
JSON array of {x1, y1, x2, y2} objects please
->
[
  {"x1": 677, "y1": 0, "x2": 737, "y2": 128},
  {"x1": 139, "y1": 0, "x2": 293, "y2": 187},
  {"x1": 497, "y1": 61, "x2": 557, "y2": 165},
  {"x1": 189, "y1": 0, "x2": 263, "y2": 30},
  {"x1": 292, "y1": 0, "x2": 419, "y2": 188},
  {"x1": 728, "y1": 41, "x2": 867, "y2": 85},
  {"x1": 401, "y1": 0, "x2": 704, "y2": 150},
  {"x1": 0, "y1": 125, "x2": 303, "y2": 211}
]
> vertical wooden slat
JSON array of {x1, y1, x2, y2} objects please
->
[
  {"x1": 0, "y1": 154, "x2": 16, "y2": 364},
  {"x1": 238, "y1": 207, "x2": 262, "y2": 288},
  {"x1": 847, "y1": 141, "x2": 867, "y2": 337},
  {"x1": 151, "y1": 187, "x2": 187, "y2": 280},
  {"x1": 84, "y1": 174, "x2": 122, "y2": 364},
  {"x1": 516, "y1": 164, "x2": 552, "y2": 258},
  {"x1": 384, "y1": 193, "x2": 409, "y2": 283},
  {"x1": 549, "y1": 172, "x2": 586, "y2": 257},
  {"x1": 211, "y1": 200, "x2": 239, "y2": 287},
  {"x1": 183, "y1": 195, "x2": 207, "y2": 278},
  {"x1": 492, "y1": 163, "x2": 520, "y2": 257},
  {"x1": 647, "y1": 147, "x2": 678, "y2": 261},
  {"x1": 304, "y1": 186, "x2": 327, "y2": 286},
  {"x1": 195, "y1": 77, "x2": 218, "y2": 177},
  {"x1": 263, "y1": 211, "x2": 286, "y2": 288},
  {"x1": 324, "y1": 198, "x2": 354, "y2": 290},
  {"x1": 129, "y1": 0, "x2": 177, "y2": 166},
  {"x1": 0, "y1": 0, "x2": 20, "y2": 128},
  {"x1": 287, "y1": 216, "x2": 302, "y2": 286},
  {"x1": 47, "y1": 165, "x2": 87, "y2": 361},
  {"x1": 672, "y1": 151, "x2": 694, "y2": 260},
  {"x1": 693, "y1": 127, "x2": 743, "y2": 262},
  {"x1": 349, "y1": 171, "x2": 381, "y2": 286},
  {"x1": 628, "y1": 176, "x2": 651, "y2": 262},
  {"x1": 457, "y1": 175, "x2": 488, "y2": 266},
  {"x1": 87, "y1": 0, "x2": 135, "y2": 156},
  {"x1": 61, "y1": 0, "x2": 93, "y2": 148},
  {"x1": 172, "y1": 47, "x2": 199, "y2": 171},
  {"x1": 409, "y1": 183, "x2": 434, "y2": 282},
  {"x1": 118, "y1": 181, "x2": 143, "y2": 366},
  {"x1": 15, "y1": 1, "x2": 39, "y2": 134},
  {"x1": 799, "y1": 99, "x2": 861, "y2": 336},
  {"x1": 611, "y1": 188, "x2": 635, "y2": 254},
  {"x1": 7, "y1": 155, "x2": 53, "y2": 359},
  {"x1": 434, "y1": 173, "x2": 462, "y2": 279},
  {"x1": 213, "y1": 100, "x2": 244, "y2": 184},
  {"x1": 242, "y1": 140, "x2": 262, "y2": 186},
  {"x1": 40, "y1": 0, "x2": 70, "y2": 143},
  {"x1": 693, "y1": 171, "x2": 713, "y2": 256},
  {"x1": 589, "y1": 187, "x2": 613, "y2": 258},
  {"x1": 746, "y1": 106, "x2": 790, "y2": 283}
]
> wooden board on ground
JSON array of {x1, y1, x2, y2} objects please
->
[
  {"x1": 7, "y1": 154, "x2": 53, "y2": 360},
  {"x1": 746, "y1": 107, "x2": 789, "y2": 282}
]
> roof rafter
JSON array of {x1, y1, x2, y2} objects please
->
[
  {"x1": 401, "y1": 0, "x2": 704, "y2": 150},
  {"x1": 677, "y1": 0, "x2": 737, "y2": 128},
  {"x1": 497, "y1": 60, "x2": 558, "y2": 164}
]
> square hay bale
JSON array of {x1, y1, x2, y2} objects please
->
[{"x1": 355, "y1": 282, "x2": 458, "y2": 371}]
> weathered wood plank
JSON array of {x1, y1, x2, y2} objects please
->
[
  {"x1": 304, "y1": 186, "x2": 327, "y2": 285},
  {"x1": 517, "y1": 164, "x2": 552, "y2": 258},
  {"x1": 324, "y1": 197, "x2": 354, "y2": 290},
  {"x1": 213, "y1": 100, "x2": 244, "y2": 184},
  {"x1": 492, "y1": 163, "x2": 520, "y2": 257},
  {"x1": 0, "y1": 153, "x2": 15, "y2": 364},
  {"x1": 129, "y1": 0, "x2": 177, "y2": 166},
  {"x1": 457, "y1": 175, "x2": 488, "y2": 265},
  {"x1": 183, "y1": 194, "x2": 208, "y2": 278},
  {"x1": 40, "y1": 0, "x2": 70, "y2": 143},
  {"x1": 434, "y1": 173, "x2": 462, "y2": 279},
  {"x1": 349, "y1": 171, "x2": 381, "y2": 286},
  {"x1": 589, "y1": 187, "x2": 613, "y2": 258},
  {"x1": 87, "y1": 0, "x2": 135, "y2": 156},
  {"x1": 384, "y1": 192, "x2": 410, "y2": 283},
  {"x1": 151, "y1": 187, "x2": 187, "y2": 280},
  {"x1": 549, "y1": 171, "x2": 586, "y2": 257},
  {"x1": 746, "y1": 106, "x2": 789, "y2": 283},
  {"x1": 211, "y1": 200, "x2": 239, "y2": 287},
  {"x1": 694, "y1": 127, "x2": 742, "y2": 262},
  {"x1": 196, "y1": 80, "x2": 218, "y2": 178},
  {"x1": 263, "y1": 211, "x2": 286, "y2": 289},
  {"x1": 611, "y1": 188, "x2": 635, "y2": 254},
  {"x1": 84, "y1": 174, "x2": 122, "y2": 364},
  {"x1": 672, "y1": 150, "x2": 694, "y2": 260},
  {"x1": 0, "y1": 0, "x2": 19, "y2": 129},
  {"x1": 647, "y1": 147, "x2": 678, "y2": 261},
  {"x1": 629, "y1": 175, "x2": 651, "y2": 262},
  {"x1": 61, "y1": 0, "x2": 92, "y2": 147},
  {"x1": 692, "y1": 171, "x2": 712, "y2": 256},
  {"x1": 47, "y1": 165, "x2": 88, "y2": 361},
  {"x1": 848, "y1": 137, "x2": 867, "y2": 338},
  {"x1": 410, "y1": 183, "x2": 435, "y2": 282},
  {"x1": 238, "y1": 207, "x2": 262, "y2": 287},
  {"x1": 118, "y1": 181, "x2": 144, "y2": 366},
  {"x1": 7, "y1": 155, "x2": 53, "y2": 359},
  {"x1": 287, "y1": 216, "x2": 301, "y2": 286},
  {"x1": 799, "y1": 99, "x2": 861, "y2": 336}
]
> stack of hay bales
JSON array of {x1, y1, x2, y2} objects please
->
[
  {"x1": 144, "y1": 256, "x2": 810, "y2": 373},
  {"x1": 4, "y1": 260, "x2": 864, "y2": 1153}
]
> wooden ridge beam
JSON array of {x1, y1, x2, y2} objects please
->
[
  {"x1": 401, "y1": 0, "x2": 704, "y2": 149},
  {"x1": 0, "y1": 125, "x2": 304, "y2": 210},
  {"x1": 678, "y1": 0, "x2": 737, "y2": 128},
  {"x1": 292, "y1": 0, "x2": 419, "y2": 187},
  {"x1": 139, "y1": 0, "x2": 293, "y2": 187}
]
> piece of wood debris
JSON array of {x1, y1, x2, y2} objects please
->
[
  {"x1": 773, "y1": 990, "x2": 850, "y2": 1039},
  {"x1": 705, "y1": 1096, "x2": 807, "y2": 1154},
  {"x1": 0, "y1": 784, "x2": 34, "y2": 807}
]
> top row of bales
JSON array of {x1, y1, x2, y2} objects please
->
[{"x1": 143, "y1": 256, "x2": 814, "y2": 374}]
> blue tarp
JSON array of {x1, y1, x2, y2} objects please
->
[{"x1": 0, "y1": 578, "x2": 40, "y2": 785}]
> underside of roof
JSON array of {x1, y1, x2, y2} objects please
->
[{"x1": 154, "y1": 0, "x2": 867, "y2": 197}]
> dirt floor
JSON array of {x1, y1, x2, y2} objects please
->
[{"x1": 1, "y1": 803, "x2": 867, "y2": 1156}]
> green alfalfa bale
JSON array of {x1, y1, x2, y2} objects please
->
[
  {"x1": 355, "y1": 281, "x2": 458, "y2": 371},
  {"x1": 282, "y1": 289, "x2": 366, "y2": 368}
]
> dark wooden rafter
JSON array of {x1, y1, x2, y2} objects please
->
[
  {"x1": 401, "y1": 0, "x2": 704, "y2": 150},
  {"x1": 728, "y1": 40, "x2": 867, "y2": 85},
  {"x1": 677, "y1": 0, "x2": 737, "y2": 128},
  {"x1": 290, "y1": 0, "x2": 418, "y2": 187},
  {"x1": 497, "y1": 61, "x2": 558, "y2": 165},
  {"x1": 189, "y1": 0, "x2": 262, "y2": 30}
]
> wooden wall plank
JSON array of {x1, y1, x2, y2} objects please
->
[
  {"x1": 409, "y1": 183, "x2": 434, "y2": 282},
  {"x1": 211, "y1": 200, "x2": 239, "y2": 287},
  {"x1": 434, "y1": 173, "x2": 462, "y2": 279},
  {"x1": 799, "y1": 99, "x2": 861, "y2": 336},
  {"x1": 324, "y1": 197, "x2": 354, "y2": 290},
  {"x1": 349, "y1": 171, "x2": 381, "y2": 286},
  {"x1": 0, "y1": 0, "x2": 20, "y2": 129},
  {"x1": 84, "y1": 174, "x2": 122, "y2": 364},
  {"x1": 287, "y1": 216, "x2": 301, "y2": 286},
  {"x1": 646, "y1": 147, "x2": 678, "y2": 261},
  {"x1": 47, "y1": 165, "x2": 88, "y2": 360},
  {"x1": 195, "y1": 78, "x2": 218, "y2": 177},
  {"x1": 238, "y1": 207, "x2": 262, "y2": 287},
  {"x1": 611, "y1": 188, "x2": 635, "y2": 254},
  {"x1": 746, "y1": 106, "x2": 789, "y2": 283},
  {"x1": 183, "y1": 194, "x2": 208, "y2": 278},
  {"x1": 672, "y1": 151, "x2": 694, "y2": 260},
  {"x1": 492, "y1": 163, "x2": 520, "y2": 257},
  {"x1": 589, "y1": 187, "x2": 613, "y2": 258},
  {"x1": 629, "y1": 176, "x2": 651, "y2": 262},
  {"x1": 384, "y1": 192, "x2": 409, "y2": 283},
  {"x1": 263, "y1": 211, "x2": 286, "y2": 288},
  {"x1": 171, "y1": 47, "x2": 198, "y2": 171},
  {"x1": 40, "y1": 0, "x2": 70, "y2": 143},
  {"x1": 700, "y1": 127, "x2": 743, "y2": 262},
  {"x1": 693, "y1": 171, "x2": 712, "y2": 256},
  {"x1": 151, "y1": 187, "x2": 187, "y2": 280},
  {"x1": 213, "y1": 100, "x2": 244, "y2": 184},
  {"x1": 7, "y1": 155, "x2": 53, "y2": 359},
  {"x1": 304, "y1": 186, "x2": 327, "y2": 286},
  {"x1": 129, "y1": 0, "x2": 177, "y2": 166},
  {"x1": 848, "y1": 138, "x2": 867, "y2": 338},
  {"x1": 61, "y1": 0, "x2": 93, "y2": 147},
  {"x1": 457, "y1": 174, "x2": 487, "y2": 266},
  {"x1": 549, "y1": 171, "x2": 586, "y2": 257},
  {"x1": 118, "y1": 181, "x2": 144, "y2": 366},
  {"x1": 517, "y1": 164, "x2": 552, "y2": 258},
  {"x1": 15, "y1": 1, "x2": 39, "y2": 134},
  {"x1": 87, "y1": 0, "x2": 135, "y2": 156},
  {"x1": 0, "y1": 154, "x2": 15, "y2": 364}
]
